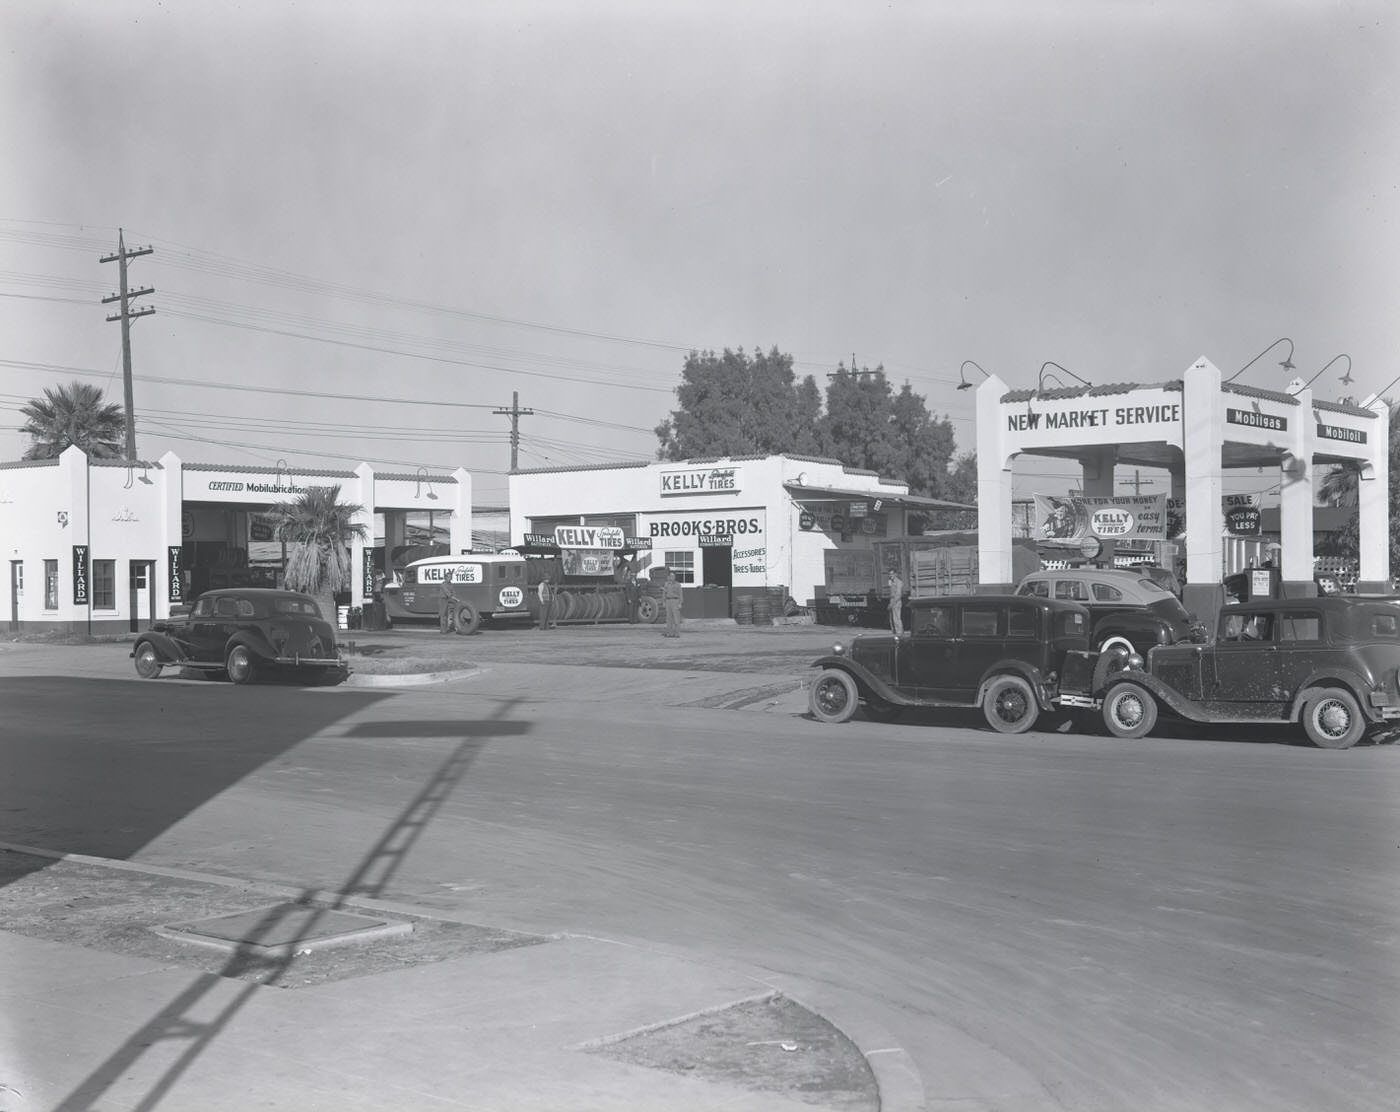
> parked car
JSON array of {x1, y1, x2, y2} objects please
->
[
  {"x1": 131, "y1": 588, "x2": 348, "y2": 685},
  {"x1": 1016, "y1": 567, "x2": 1204, "y2": 655},
  {"x1": 1062, "y1": 595, "x2": 1400, "y2": 748},
  {"x1": 808, "y1": 594, "x2": 1092, "y2": 733}
]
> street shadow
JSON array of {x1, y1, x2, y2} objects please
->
[{"x1": 27, "y1": 690, "x2": 528, "y2": 1111}]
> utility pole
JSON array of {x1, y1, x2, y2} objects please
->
[
  {"x1": 493, "y1": 391, "x2": 533, "y2": 473},
  {"x1": 100, "y1": 229, "x2": 155, "y2": 460}
]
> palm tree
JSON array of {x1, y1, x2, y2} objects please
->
[
  {"x1": 1317, "y1": 463, "x2": 1358, "y2": 508},
  {"x1": 272, "y1": 484, "x2": 367, "y2": 624},
  {"x1": 20, "y1": 381, "x2": 127, "y2": 460}
]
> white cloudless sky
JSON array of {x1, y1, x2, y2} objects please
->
[{"x1": 3, "y1": 0, "x2": 1396, "y2": 505}]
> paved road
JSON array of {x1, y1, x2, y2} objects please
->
[{"x1": 3, "y1": 634, "x2": 1399, "y2": 1110}]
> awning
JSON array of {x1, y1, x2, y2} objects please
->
[{"x1": 782, "y1": 482, "x2": 974, "y2": 512}]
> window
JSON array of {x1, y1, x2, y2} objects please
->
[
  {"x1": 1007, "y1": 606, "x2": 1036, "y2": 639},
  {"x1": 44, "y1": 560, "x2": 58, "y2": 609},
  {"x1": 1368, "y1": 613, "x2": 1399, "y2": 639},
  {"x1": 1058, "y1": 611, "x2": 1090, "y2": 638},
  {"x1": 1279, "y1": 614, "x2": 1322, "y2": 641},
  {"x1": 664, "y1": 551, "x2": 695, "y2": 584},
  {"x1": 1090, "y1": 583, "x2": 1123, "y2": 601},
  {"x1": 913, "y1": 605, "x2": 953, "y2": 636},
  {"x1": 215, "y1": 597, "x2": 240, "y2": 618},
  {"x1": 1054, "y1": 580, "x2": 1088, "y2": 601},
  {"x1": 1020, "y1": 579, "x2": 1049, "y2": 598},
  {"x1": 93, "y1": 560, "x2": 116, "y2": 610},
  {"x1": 961, "y1": 607, "x2": 1000, "y2": 637},
  {"x1": 192, "y1": 598, "x2": 215, "y2": 618}
]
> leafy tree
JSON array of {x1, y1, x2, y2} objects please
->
[
  {"x1": 818, "y1": 362, "x2": 962, "y2": 504},
  {"x1": 20, "y1": 381, "x2": 126, "y2": 460},
  {"x1": 655, "y1": 347, "x2": 822, "y2": 459},
  {"x1": 272, "y1": 484, "x2": 368, "y2": 623}
]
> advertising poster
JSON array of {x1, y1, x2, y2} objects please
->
[{"x1": 1033, "y1": 494, "x2": 1168, "y2": 545}]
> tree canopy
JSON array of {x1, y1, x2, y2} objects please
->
[
  {"x1": 20, "y1": 381, "x2": 127, "y2": 460},
  {"x1": 655, "y1": 348, "x2": 970, "y2": 503}
]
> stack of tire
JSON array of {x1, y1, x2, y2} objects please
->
[{"x1": 734, "y1": 595, "x2": 754, "y2": 625}]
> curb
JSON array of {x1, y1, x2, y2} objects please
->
[{"x1": 341, "y1": 665, "x2": 482, "y2": 688}]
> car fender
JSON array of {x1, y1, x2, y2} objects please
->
[
  {"x1": 1284, "y1": 667, "x2": 1384, "y2": 724},
  {"x1": 1092, "y1": 612, "x2": 1173, "y2": 653},
  {"x1": 131, "y1": 630, "x2": 187, "y2": 663},
  {"x1": 226, "y1": 628, "x2": 280, "y2": 662},
  {"x1": 809, "y1": 656, "x2": 914, "y2": 707},
  {"x1": 975, "y1": 661, "x2": 1055, "y2": 711},
  {"x1": 1101, "y1": 668, "x2": 1208, "y2": 722}
]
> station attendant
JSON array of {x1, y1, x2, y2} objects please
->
[
  {"x1": 438, "y1": 571, "x2": 457, "y2": 635},
  {"x1": 615, "y1": 555, "x2": 639, "y2": 623},
  {"x1": 662, "y1": 571, "x2": 683, "y2": 637},
  {"x1": 888, "y1": 570, "x2": 905, "y2": 636},
  {"x1": 536, "y1": 573, "x2": 556, "y2": 631}
]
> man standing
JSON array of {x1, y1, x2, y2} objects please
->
[
  {"x1": 662, "y1": 570, "x2": 683, "y2": 637},
  {"x1": 537, "y1": 573, "x2": 556, "y2": 631},
  {"x1": 887, "y1": 569, "x2": 905, "y2": 637},
  {"x1": 438, "y1": 570, "x2": 457, "y2": 635},
  {"x1": 615, "y1": 555, "x2": 639, "y2": 623}
]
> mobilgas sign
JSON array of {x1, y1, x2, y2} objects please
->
[
  {"x1": 1226, "y1": 408, "x2": 1287, "y2": 433},
  {"x1": 659, "y1": 466, "x2": 742, "y2": 495}
]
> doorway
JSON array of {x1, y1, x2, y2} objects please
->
[{"x1": 129, "y1": 560, "x2": 155, "y2": 632}]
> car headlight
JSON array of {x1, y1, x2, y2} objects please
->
[
  {"x1": 1125, "y1": 652, "x2": 1145, "y2": 671},
  {"x1": 832, "y1": 642, "x2": 846, "y2": 656}
]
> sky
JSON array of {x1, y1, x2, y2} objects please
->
[{"x1": 3, "y1": 0, "x2": 1396, "y2": 507}]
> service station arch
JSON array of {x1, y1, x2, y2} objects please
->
[{"x1": 971, "y1": 356, "x2": 1389, "y2": 621}]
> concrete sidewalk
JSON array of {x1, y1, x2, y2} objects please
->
[
  {"x1": 3, "y1": 854, "x2": 910, "y2": 1111},
  {"x1": 0, "y1": 633, "x2": 925, "y2": 1112}
]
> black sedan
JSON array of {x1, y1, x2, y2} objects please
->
[{"x1": 131, "y1": 588, "x2": 348, "y2": 685}]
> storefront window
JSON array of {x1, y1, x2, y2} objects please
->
[
  {"x1": 664, "y1": 552, "x2": 696, "y2": 584},
  {"x1": 44, "y1": 560, "x2": 58, "y2": 609},
  {"x1": 582, "y1": 513, "x2": 637, "y2": 535},
  {"x1": 93, "y1": 560, "x2": 116, "y2": 609}
]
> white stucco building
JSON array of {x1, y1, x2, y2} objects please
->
[
  {"x1": 1, "y1": 447, "x2": 469, "y2": 632},
  {"x1": 508, "y1": 453, "x2": 970, "y2": 612}
]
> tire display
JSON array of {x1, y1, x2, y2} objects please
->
[{"x1": 454, "y1": 602, "x2": 481, "y2": 635}]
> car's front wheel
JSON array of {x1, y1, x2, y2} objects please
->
[
  {"x1": 982, "y1": 674, "x2": 1038, "y2": 733},
  {"x1": 1301, "y1": 687, "x2": 1364, "y2": 749},
  {"x1": 226, "y1": 645, "x2": 258, "y2": 685},
  {"x1": 637, "y1": 595, "x2": 659, "y2": 623},
  {"x1": 809, "y1": 669, "x2": 859, "y2": 724},
  {"x1": 133, "y1": 641, "x2": 163, "y2": 679},
  {"x1": 1103, "y1": 682, "x2": 1157, "y2": 738}
]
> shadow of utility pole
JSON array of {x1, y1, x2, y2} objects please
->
[{"x1": 51, "y1": 700, "x2": 527, "y2": 1112}]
